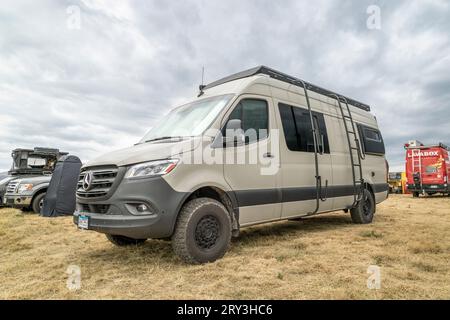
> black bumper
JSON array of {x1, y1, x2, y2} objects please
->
[
  {"x1": 407, "y1": 184, "x2": 449, "y2": 193},
  {"x1": 74, "y1": 212, "x2": 162, "y2": 239},
  {"x1": 74, "y1": 175, "x2": 188, "y2": 239}
]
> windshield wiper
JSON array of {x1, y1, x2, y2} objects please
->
[{"x1": 142, "y1": 136, "x2": 186, "y2": 144}]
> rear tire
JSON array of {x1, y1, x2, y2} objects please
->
[
  {"x1": 106, "y1": 234, "x2": 146, "y2": 246},
  {"x1": 172, "y1": 198, "x2": 232, "y2": 264},
  {"x1": 32, "y1": 193, "x2": 46, "y2": 214},
  {"x1": 350, "y1": 189, "x2": 375, "y2": 224}
]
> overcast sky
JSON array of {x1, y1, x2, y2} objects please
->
[{"x1": 0, "y1": 0, "x2": 449, "y2": 172}]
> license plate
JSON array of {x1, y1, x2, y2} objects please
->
[
  {"x1": 78, "y1": 215, "x2": 89, "y2": 230},
  {"x1": 430, "y1": 185, "x2": 438, "y2": 189}
]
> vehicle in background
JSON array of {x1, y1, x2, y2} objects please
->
[
  {"x1": 3, "y1": 175, "x2": 52, "y2": 213},
  {"x1": 74, "y1": 66, "x2": 389, "y2": 264},
  {"x1": 405, "y1": 140, "x2": 450, "y2": 197},
  {"x1": 0, "y1": 147, "x2": 68, "y2": 207},
  {"x1": 0, "y1": 172, "x2": 7, "y2": 180},
  {"x1": 388, "y1": 172, "x2": 404, "y2": 194}
]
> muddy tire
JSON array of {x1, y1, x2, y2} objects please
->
[
  {"x1": 172, "y1": 198, "x2": 232, "y2": 264},
  {"x1": 350, "y1": 189, "x2": 375, "y2": 224},
  {"x1": 32, "y1": 192, "x2": 46, "y2": 214},
  {"x1": 106, "y1": 234, "x2": 146, "y2": 246}
]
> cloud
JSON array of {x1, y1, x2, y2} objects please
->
[{"x1": 0, "y1": 0, "x2": 449, "y2": 172}]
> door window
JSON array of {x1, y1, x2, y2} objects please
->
[
  {"x1": 278, "y1": 103, "x2": 329, "y2": 154},
  {"x1": 225, "y1": 99, "x2": 269, "y2": 144}
]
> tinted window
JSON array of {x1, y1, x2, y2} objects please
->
[
  {"x1": 364, "y1": 128, "x2": 382, "y2": 142},
  {"x1": 278, "y1": 104, "x2": 299, "y2": 151},
  {"x1": 226, "y1": 99, "x2": 268, "y2": 143},
  {"x1": 278, "y1": 103, "x2": 329, "y2": 153},
  {"x1": 358, "y1": 124, "x2": 385, "y2": 155}
]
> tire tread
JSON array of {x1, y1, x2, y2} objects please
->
[{"x1": 172, "y1": 198, "x2": 231, "y2": 264}]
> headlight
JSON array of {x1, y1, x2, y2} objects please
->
[
  {"x1": 125, "y1": 159, "x2": 179, "y2": 179},
  {"x1": 18, "y1": 184, "x2": 33, "y2": 193}
]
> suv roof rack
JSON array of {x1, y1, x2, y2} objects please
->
[{"x1": 204, "y1": 66, "x2": 371, "y2": 112}]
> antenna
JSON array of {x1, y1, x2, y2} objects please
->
[
  {"x1": 201, "y1": 66, "x2": 204, "y2": 86},
  {"x1": 198, "y1": 66, "x2": 206, "y2": 97}
]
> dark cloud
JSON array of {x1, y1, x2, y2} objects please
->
[{"x1": 0, "y1": 0, "x2": 449, "y2": 171}]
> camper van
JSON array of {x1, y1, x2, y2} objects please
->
[{"x1": 74, "y1": 66, "x2": 389, "y2": 264}]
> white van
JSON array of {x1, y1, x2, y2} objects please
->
[{"x1": 74, "y1": 66, "x2": 388, "y2": 264}]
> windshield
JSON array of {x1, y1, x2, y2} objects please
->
[{"x1": 140, "y1": 94, "x2": 234, "y2": 143}]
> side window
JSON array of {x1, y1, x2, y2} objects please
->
[
  {"x1": 364, "y1": 128, "x2": 382, "y2": 142},
  {"x1": 315, "y1": 114, "x2": 330, "y2": 154},
  {"x1": 278, "y1": 103, "x2": 329, "y2": 154},
  {"x1": 357, "y1": 124, "x2": 385, "y2": 155},
  {"x1": 225, "y1": 99, "x2": 268, "y2": 143},
  {"x1": 278, "y1": 104, "x2": 299, "y2": 151},
  {"x1": 293, "y1": 107, "x2": 315, "y2": 152}
]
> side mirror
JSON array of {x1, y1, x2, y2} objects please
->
[
  {"x1": 225, "y1": 119, "x2": 245, "y2": 147},
  {"x1": 226, "y1": 119, "x2": 242, "y2": 131}
]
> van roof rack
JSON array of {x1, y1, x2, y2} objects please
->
[
  {"x1": 204, "y1": 66, "x2": 371, "y2": 112},
  {"x1": 405, "y1": 143, "x2": 449, "y2": 150}
]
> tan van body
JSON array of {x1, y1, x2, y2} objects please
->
[{"x1": 74, "y1": 67, "x2": 388, "y2": 263}]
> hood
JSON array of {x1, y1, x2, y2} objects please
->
[
  {"x1": 1, "y1": 175, "x2": 42, "y2": 188},
  {"x1": 0, "y1": 176, "x2": 14, "y2": 187},
  {"x1": 14, "y1": 175, "x2": 52, "y2": 185},
  {"x1": 85, "y1": 137, "x2": 201, "y2": 168}
]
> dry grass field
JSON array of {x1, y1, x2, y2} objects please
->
[{"x1": 0, "y1": 194, "x2": 449, "y2": 300}]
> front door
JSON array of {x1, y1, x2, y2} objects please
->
[{"x1": 222, "y1": 95, "x2": 281, "y2": 226}]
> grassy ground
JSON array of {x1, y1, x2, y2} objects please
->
[{"x1": 0, "y1": 194, "x2": 449, "y2": 300}]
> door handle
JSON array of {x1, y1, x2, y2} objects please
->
[{"x1": 263, "y1": 153, "x2": 275, "y2": 158}]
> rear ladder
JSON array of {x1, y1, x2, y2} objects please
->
[
  {"x1": 411, "y1": 148, "x2": 423, "y2": 191},
  {"x1": 298, "y1": 80, "x2": 328, "y2": 215},
  {"x1": 332, "y1": 95, "x2": 365, "y2": 207}
]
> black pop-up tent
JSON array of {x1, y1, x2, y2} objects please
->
[{"x1": 41, "y1": 155, "x2": 82, "y2": 217}]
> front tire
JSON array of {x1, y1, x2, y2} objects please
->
[
  {"x1": 32, "y1": 193, "x2": 46, "y2": 214},
  {"x1": 350, "y1": 189, "x2": 375, "y2": 224},
  {"x1": 413, "y1": 192, "x2": 420, "y2": 198},
  {"x1": 106, "y1": 234, "x2": 146, "y2": 246},
  {"x1": 172, "y1": 198, "x2": 232, "y2": 264}
]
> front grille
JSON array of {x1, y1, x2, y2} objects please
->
[
  {"x1": 78, "y1": 203, "x2": 110, "y2": 214},
  {"x1": 76, "y1": 167, "x2": 119, "y2": 199},
  {"x1": 6, "y1": 181, "x2": 19, "y2": 195}
]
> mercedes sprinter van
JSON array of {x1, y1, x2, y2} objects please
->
[{"x1": 74, "y1": 66, "x2": 389, "y2": 264}]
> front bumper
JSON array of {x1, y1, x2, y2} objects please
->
[
  {"x1": 2, "y1": 194, "x2": 32, "y2": 208},
  {"x1": 74, "y1": 212, "x2": 161, "y2": 239},
  {"x1": 74, "y1": 175, "x2": 188, "y2": 239}
]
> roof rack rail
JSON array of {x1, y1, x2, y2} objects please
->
[
  {"x1": 204, "y1": 66, "x2": 371, "y2": 112},
  {"x1": 405, "y1": 142, "x2": 449, "y2": 150}
]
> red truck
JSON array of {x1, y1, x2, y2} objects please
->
[{"x1": 405, "y1": 140, "x2": 450, "y2": 197}]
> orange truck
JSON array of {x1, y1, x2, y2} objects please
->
[{"x1": 405, "y1": 140, "x2": 450, "y2": 197}]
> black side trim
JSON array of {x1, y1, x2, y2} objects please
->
[
  {"x1": 234, "y1": 189, "x2": 281, "y2": 207},
  {"x1": 232, "y1": 184, "x2": 389, "y2": 207},
  {"x1": 373, "y1": 183, "x2": 389, "y2": 194}
]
